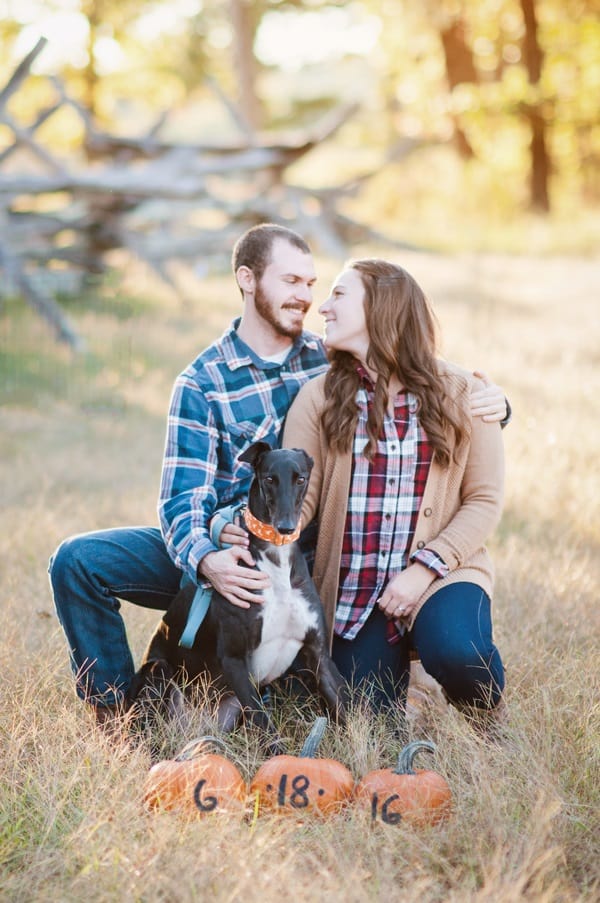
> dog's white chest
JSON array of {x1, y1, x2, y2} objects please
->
[{"x1": 250, "y1": 547, "x2": 319, "y2": 685}]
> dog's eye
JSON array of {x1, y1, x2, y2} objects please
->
[{"x1": 264, "y1": 476, "x2": 275, "y2": 484}]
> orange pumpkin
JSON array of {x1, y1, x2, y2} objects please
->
[
  {"x1": 354, "y1": 740, "x2": 452, "y2": 827},
  {"x1": 144, "y1": 736, "x2": 247, "y2": 816},
  {"x1": 250, "y1": 717, "x2": 354, "y2": 816}
]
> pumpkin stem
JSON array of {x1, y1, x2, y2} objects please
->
[
  {"x1": 394, "y1": 739, "x2": 436, "y2": 775},
  {"x1": 175, "y1": 735, "x2": 228, "y2": 762},
  {"x1": 299, "y1": 716, "x2": 328, "y2": 758}
]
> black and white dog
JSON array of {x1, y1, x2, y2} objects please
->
[{"x1": 127, "y1": 441, "x2": 347, "y2": 750}]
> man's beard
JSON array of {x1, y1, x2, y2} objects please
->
[{"x1": 254, "y1": 283, "x2": 306, "y2": 340}]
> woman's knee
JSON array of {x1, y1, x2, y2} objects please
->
[
  {"x1": 423, "y1": 643, "x2": 504, "y2": 709},
  {"x1": 413, "y1": 583, "x2": 504, "y2": 709}
]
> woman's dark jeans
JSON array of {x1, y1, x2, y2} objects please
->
[{"x1": 332, "y1": 582, "x2": 505, "y2": 713}]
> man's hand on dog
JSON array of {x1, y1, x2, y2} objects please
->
[
  {"x1": 219, "y1": 522, "x2": 249, "y2": 548},
  {"x1": 198, "y1": 548, "x2": 269, "y2": 609}
]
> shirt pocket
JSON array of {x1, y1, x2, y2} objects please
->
[{"x1": 226, "y1": 415, "x2": 278, "y2": 460}]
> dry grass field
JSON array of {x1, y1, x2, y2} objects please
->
[{"x1": 1, "y1": 249, "x2": 599, "y2": 902}]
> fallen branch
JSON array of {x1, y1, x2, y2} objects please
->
[
  {"x1": 0, "y1": 36, "x2": 48, "y2": 115},
  {"x1": 0, "y1": 238, "x2": 86, "y2": 351}
]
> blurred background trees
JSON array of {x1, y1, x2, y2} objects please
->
[
  {"x1": 1, "y1": 0, "x2": 597, "y2": 212},
  {"x1": 0, "y1": 0, "x2": 598, "y2": 345}
]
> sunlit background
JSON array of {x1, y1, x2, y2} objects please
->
[
  {"x1": 0, "y1": 0, "x2": 598, "y2": 354},
  {"x1": 2, "y1": 0, "x2": 598, "y2": 229}
]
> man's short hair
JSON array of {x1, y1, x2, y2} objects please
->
[{"x1": 232, "y1": 223, "x2": 311, "y2": 285}]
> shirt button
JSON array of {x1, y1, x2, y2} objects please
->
[
  {"x1": 385, "y1": 513, "x2": 392, "y2": 520},
  {"x1": 424, "y1": 507, "x2": 432, "y2": 517},
  {"x1": 417, "y1": 541, "x2": 425, "y2": 549}
]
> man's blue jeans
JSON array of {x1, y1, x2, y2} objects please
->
[
  {"x1": 49, "y1": 526, "x2": 182, "y2": 706},
  {"x1": 332, "y1": 583, "x2": 505, "y2": 712}
]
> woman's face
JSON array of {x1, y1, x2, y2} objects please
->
[{"x1": 319, "y1": 267, "x2": 369, "y2": 360}]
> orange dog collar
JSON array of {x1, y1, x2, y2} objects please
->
[{"x1": 243, "y1": 507, "x2": 301, "y2": 546}]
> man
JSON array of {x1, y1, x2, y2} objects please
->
[{"x1": 49, "y1": 223, "x2": 508, "y2": 724}]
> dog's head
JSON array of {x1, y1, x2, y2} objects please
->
[{"x1": 239, "y1": 441, "x2": 313, "y2": 534}]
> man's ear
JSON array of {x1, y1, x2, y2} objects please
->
[{"x1": 236, "y1": 265, "x2": 255, "y2": 296}]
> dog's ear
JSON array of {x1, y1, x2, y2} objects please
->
[
  {"x1": 293, "y1": 448, "x2": 314, "y2": 474},
  {"x1": 239, "y1": 440, "x2": 273, "y2": 467}
]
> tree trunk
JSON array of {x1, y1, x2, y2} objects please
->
[
  {"x1": 82, "y1": 0, "x2": 102, "y2": 118},
  {"x1": 229, "y1": 0, "x2": 263, "y2": 133},
  {"x1": 520, "y1": 0, "x2": 550, "y2": 211},
  {"x1": 439, "y1": 18, "x2": 478, "y2": 158}
]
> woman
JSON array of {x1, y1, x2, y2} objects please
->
[{"x1": 281, "y1": 259, "x2": 506, "y2": 729}]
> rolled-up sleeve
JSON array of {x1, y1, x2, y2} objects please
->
[{"x1": 158, "y1": 374, "x2": 220, "y2": 580}]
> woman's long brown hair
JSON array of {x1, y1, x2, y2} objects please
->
[{"x1": 322, "y1": 259, "x2": 468, "y2": 467}]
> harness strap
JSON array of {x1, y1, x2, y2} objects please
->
[
  {"x1": 209, "y1": 501, "x2": 245, "y2": 548},
  {"x1": 179, "y1": 501, "x2": 245, "y2": 649},
  {"x1": 178, "y1": 585, "x2": 212, "y2": 649}
]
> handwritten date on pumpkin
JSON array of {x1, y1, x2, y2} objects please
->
[
  {"x1": 369, "y1": 792, "x2": 403, "y2": 824},
  {"x1": 266, "y1": 773, "x2": 320, "y2": 808},
  {"x1": 193, "y1": 778, "x2": 221, "y2": 812}
]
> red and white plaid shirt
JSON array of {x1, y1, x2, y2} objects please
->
[{"x1": 335, "y1": 367, "x2": 448, "y2": 644}]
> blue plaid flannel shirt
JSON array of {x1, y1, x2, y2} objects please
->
[{"x1": 158, "y1": 318, "x2": 327, "y2": 581}]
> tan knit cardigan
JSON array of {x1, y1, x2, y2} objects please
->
[{"x1": 282, "y1": 362, "x2": 505, "y2": 646}]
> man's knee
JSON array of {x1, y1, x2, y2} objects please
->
[{"x1": 49, "y1": 533, "x2": 89, "y2": 587}]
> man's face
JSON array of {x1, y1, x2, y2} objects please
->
[{"x1": 253, "y1": 239, "x2": 317, "y2": 339}]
